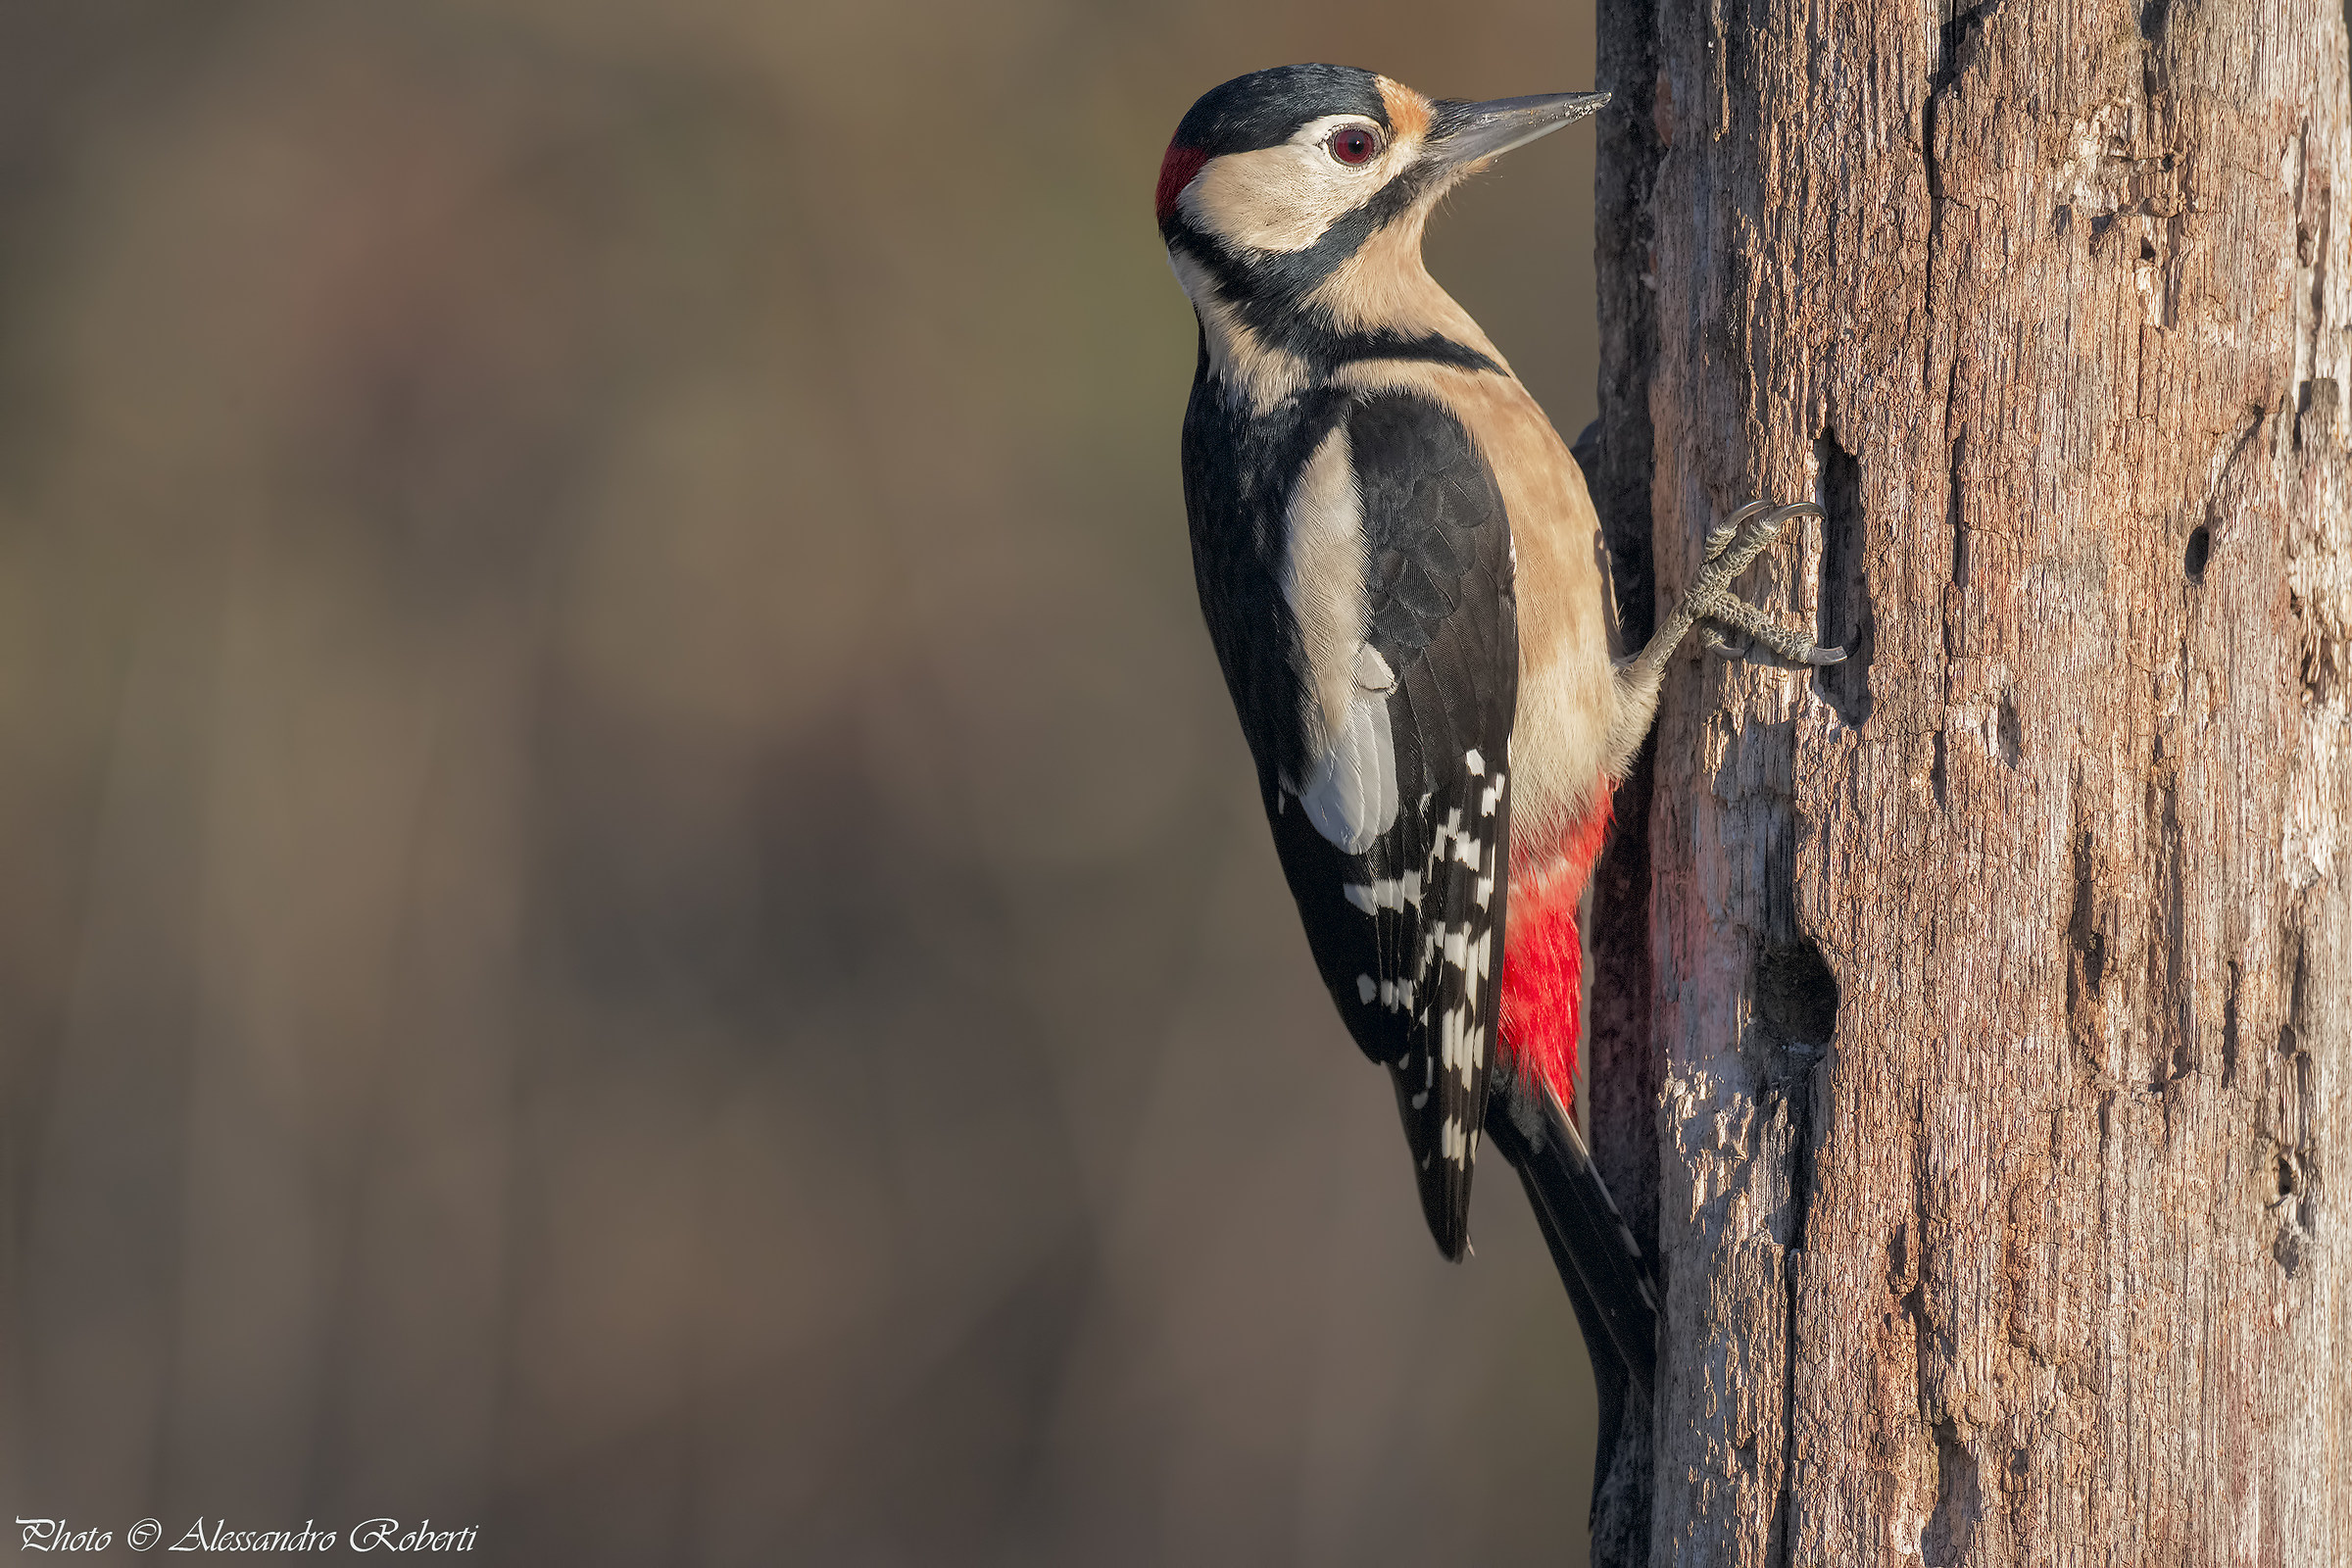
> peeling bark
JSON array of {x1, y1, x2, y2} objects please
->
[{"x1": 1591, "y1": 0, "x2": 2352, "y2": 1557}]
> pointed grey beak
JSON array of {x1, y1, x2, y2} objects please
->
[{"x1": 1429, "y1": 91, "x2": 1609, "y2": 171}]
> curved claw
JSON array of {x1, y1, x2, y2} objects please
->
[
  {"x1": 1704, "y1": 622, "x2": 1844, "y2": 668},
  {"x1": 1704, "y1": 499, "x2": 1823, "y2": 562},
  {"x1": 1687, "y1": 499, "x2": 1847, "y2": 668},
  {"x1": 1631, "y1": 495, "x2": 1840, "y2": 685},
  {"x1": 1705, "y1": 499, "x2": 1785, "y2": 559}
]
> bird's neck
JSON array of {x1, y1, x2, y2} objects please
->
[
  {"x1": 1169, "y1": 223, "x2": 1508, "y2": 415},
  {"x1": 1300, "y1": 219, "x2": 1502, "y2": 370},
  {"x1": 1170, "y1": 246, "x2": 1315, "y2": 412}
]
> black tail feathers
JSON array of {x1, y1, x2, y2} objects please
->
[{"x1": 1483, "y1": 1075, "x2": 1658, "y2": 1399}]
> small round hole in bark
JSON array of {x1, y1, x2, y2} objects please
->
[
  {"x1": 1756, "y1": 939, "x2": 1840, "y2": 1046},
  {"x1": 2184, "y1": 526, "x2": 2210, "y2": 581},
  {"x1": 2278, "y1": 1155, "x2": 2296, "y2": 1197}
]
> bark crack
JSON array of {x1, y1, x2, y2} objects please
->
[
  {"x1": 2066, "y1": 821, "x2": 2111, "y2": 1084},
  {"x1": 2221, "y1": 958, "x2": 2242, "y2": 1086},
  {"x1": 1921, "y1": 0, "x2": 1997, "y2": 397},
  {"x1": 1812, "y1": 430, "x2": 1873, "y2": 725},
  {"x1": 1920, "y1": 1419, "x2": 1982, "y2": 1564},
  {"x1": 1756, "y1": 918, "x2": 1836, "y2": 1568},
  {"x1": 2272, "y1": 932, "x2": 2320, "y2": 1275},
  {"x1": 1772, "y1": 1058, "x2": 1824, "y2": 1568}
]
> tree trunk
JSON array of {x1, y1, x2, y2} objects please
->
[{"x1": 1588, "y1": 0, "x2": 2352, "y2": 1556}]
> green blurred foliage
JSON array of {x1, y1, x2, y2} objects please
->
[{"x1": 0, "y1": 2, "x2": 1603, "y2": 1561}]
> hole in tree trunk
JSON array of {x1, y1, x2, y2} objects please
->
[
  {"x1": 1756, "y1": 939, "x2": 1840, "y2": 1046},
  {"x1": 2184, "y1": 525, "x2": 2210, "y2": 580}
]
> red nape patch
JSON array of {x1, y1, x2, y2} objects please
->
[
  {"x1": 1154, "y1": 143, "x2": 1208, "y2": 224},
  {"x1": 1497, "y1": 797, "x2": 1617, "y2": 1109}
]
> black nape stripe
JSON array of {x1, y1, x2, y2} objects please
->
[
  {"x1": 1171, "y1": 215, "x2": 1501, "y2": 380},
  {"x1": 1328, "y1": 328, "x2": 1499, "y2": 377}
]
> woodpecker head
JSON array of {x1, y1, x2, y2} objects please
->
[{"x1": 1157, "y1": 66, "x2": 1605, "y2": 393}]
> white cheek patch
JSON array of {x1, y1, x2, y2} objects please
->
[
  {"x1": 1183, "y1": 144, "x2": 1353, "y2": 252},
  {"x1": 1179, "y1": 118, "x2": 1413, "y2": 254}
]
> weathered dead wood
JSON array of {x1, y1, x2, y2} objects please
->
[{"x1": 1590, "y1": 0, "x2": 2352, "y2": 1558}]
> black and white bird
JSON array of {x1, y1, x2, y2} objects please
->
[{"x1": 1157, "y1": 64, "x2": 1839, "y2": 1393}]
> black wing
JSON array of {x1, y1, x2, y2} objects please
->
[
  {"x1": 1306, "y1": 389, "x2": 1516, "y2": 1259},
  {"x1": 1186, "y1": 379, "x2": 1518, "y2": 1260},
  {"x1": 1180, "y1": 359, "x2": 1352, "y2": 812}
]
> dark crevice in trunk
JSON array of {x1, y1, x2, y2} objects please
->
[
  {"x1": 1812, "y1": 430, "x2": 1872, "y2": 726},
  {"x1": 1588, "y1": 0, "x2": 1667, "y2": 1553},
  {"x1": 1756, "y1": 842, "x2": 1836, "y2": 1568},
  {"x1": 1945, "y1": 430, "x2": 1969, "y2": 590},
  {"x1": 1920, "y1": 1419, "x2": 1983, "y2": 1564},
  {"x1": 2222, "y1": 959, "x2": 2243, "y2": 1085}
]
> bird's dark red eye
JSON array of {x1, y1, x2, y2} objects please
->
[{"x1": 1327, "y1": 125, "x2": 1382, "y2": 165}]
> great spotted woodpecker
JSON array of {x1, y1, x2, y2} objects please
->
[{"x1": 1158, "y1": 64, "x2": 1839, "y2": 1391}]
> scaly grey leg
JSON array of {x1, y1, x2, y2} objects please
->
[
  {"x1": 1622, "y1": 501, "x2": 1842, "y2": 689},
  {"x1": 1601, "y1": 498, "x2": 1843, "y2": 776}
]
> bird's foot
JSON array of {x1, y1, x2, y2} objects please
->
[{"x1": 1684, "y1": 500, "x2": 1844, "y2": 668}]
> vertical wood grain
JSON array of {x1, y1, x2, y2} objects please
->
[{"x1": 1597, "y1": 0, "x2": 2352, "y2": 1556}]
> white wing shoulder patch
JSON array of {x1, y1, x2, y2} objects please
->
[
  {"x1": 1281, "y1": 422, "x2": 1400, "y2": 854},
  {"x1": 1300, "y1": 644, "x2": 1398, "y2": 853}
]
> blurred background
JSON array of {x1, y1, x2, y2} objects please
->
[{"x1": 0, "y1": 1, "x2": 1604, "y2": 1561}]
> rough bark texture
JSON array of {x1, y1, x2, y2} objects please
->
[{"x1": 1592, "y1": 0, "x2": 2352, "y2": 1556}]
